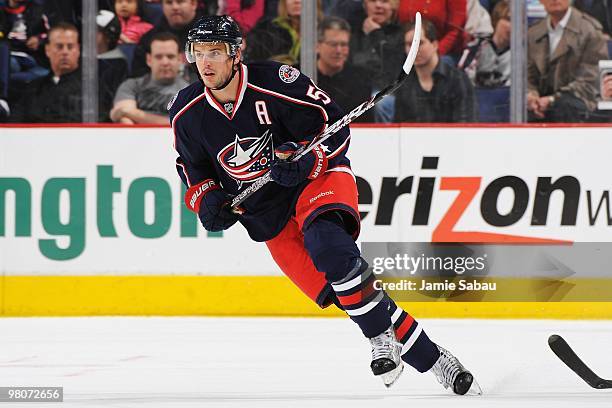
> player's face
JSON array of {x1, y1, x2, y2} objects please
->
[
  {"x1": 115, "y1": 0, "x2": 138, "y2": 19},
  {"x1": 317, "y1": 29, "x2": 350, "y2": 72},
  {"x1": 163, "y1": 0, "x2": 197, "y2": 28},
  {"x1": 405, "y1": 29, "x2": 437, "y2": 67},
  {"x1": 147, "y1": 40, "x2": 181, "y2": 82},
  {"x1": 45, "y1": 29, "x2": 80, "y2": 76},
  {"x1": 193, "y1": 43, "x2": 236, "y2": 89},
  {"x1": 364, "y1": 0, "x2": 395, "y2": 25}
]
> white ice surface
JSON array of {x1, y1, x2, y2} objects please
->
[{"x1": 1, "y1": 317, "x2": 611, "y2": 407}]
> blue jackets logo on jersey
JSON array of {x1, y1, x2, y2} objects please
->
[{"x1": 217, "y1": 129, "x2": 274, "y2": 183}]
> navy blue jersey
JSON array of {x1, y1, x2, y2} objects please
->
[{"x1": 169, "y1": 61, "x2": 352, "y2": 242}]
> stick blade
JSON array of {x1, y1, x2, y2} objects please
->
[
  {"x1": 548, "y1": 334, "x2": 612, "y2": 389},
  {"x1": 402, "y1": 12, "x2": 421, "y2": 75}
]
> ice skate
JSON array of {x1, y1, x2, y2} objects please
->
[
  {"x1": 369, "y1": 325, "x2": 404, "y2": 387},
  {"x1": 430, "y1": 345, "x2": 482, "y2": 395}
]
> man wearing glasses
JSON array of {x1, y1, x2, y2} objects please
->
[{"x1": 316, "y1": 16, "x2": 373, "y2": 123}]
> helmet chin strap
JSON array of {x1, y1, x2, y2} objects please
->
[{"x1": 209, "y1": 58, "x2": 240, "y2": 91}]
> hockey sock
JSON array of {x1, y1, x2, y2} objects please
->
[
  {"x1": 386, "y1": 294, "x2": 440, "y2": 372},
  {"x1": 303, "y1": 216, "x2": 391, "y2": 338}
]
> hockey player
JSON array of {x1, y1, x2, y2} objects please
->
[{"x1": 169, "y1": 15, "x2": 481, "y2": 395}]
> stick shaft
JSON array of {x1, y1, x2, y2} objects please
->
[{"x1": 230, "y1": 13, "x2": 422, "y2": 210}]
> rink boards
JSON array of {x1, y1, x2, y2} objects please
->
[{"x1": 1, "y1": 124, "x2": 612, "y2": 317}]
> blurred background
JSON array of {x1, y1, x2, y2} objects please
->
[{"x1": 1, "y1": 0, "x2": 611, "y2": 124}]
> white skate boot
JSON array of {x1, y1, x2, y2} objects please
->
[
  {"x1": 369, "y1": 325, "x2": 404, "y2": 387},
  {"x1": 430, "y1": 345, "x2": 482, "y2": 395}
]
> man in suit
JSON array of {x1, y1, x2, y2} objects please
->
[{"x1": 527, "y1": 0, "x2": 608, "y2": 122}]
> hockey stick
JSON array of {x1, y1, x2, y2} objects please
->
[
  {"x1": 230, "y1": 12, "x2": 422, "y2": 211},
  {"x1": 548, "y1": 334, "x2": 612, "y2": 389}
]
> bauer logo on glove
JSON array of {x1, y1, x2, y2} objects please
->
[
  {"x1": 184, "y1": 179, "x2": 239, "y2": 232},
  {"x1": 185, "y1": 179, "x2": 219, "y2": 212}
]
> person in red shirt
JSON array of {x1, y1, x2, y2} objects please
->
[
  {"x1": 219, "y1": 0, "x2": 265, "y2": 34},
  {"x1": 398, "y1": 0, "x2": 466, "y2": 58},
  {"x1": 115, "y1": 0, "x2": 154, "y2": 44}
]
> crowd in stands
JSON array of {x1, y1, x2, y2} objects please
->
[{"x1": 0, "y1": 0, "x2": 611, "y2": 123}]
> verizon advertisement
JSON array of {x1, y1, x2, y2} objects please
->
[{"x1": 1, "y1": 126, "x2": 611, "y2": 275}]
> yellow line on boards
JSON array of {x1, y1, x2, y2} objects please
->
[{"x1": 1, "y1": 276, "x2": 611, "y2": 318}]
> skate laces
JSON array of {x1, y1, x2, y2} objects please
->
[
  {"x1": 370, "y1": 326, "x2": 402, "y2": 361},
  {"x1": 432, "y1": 346, "x2": 463, "y2": 388}
]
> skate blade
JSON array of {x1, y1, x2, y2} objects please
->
[
  {"x1": 381, "y1": 363, "x2": 404, "y2": 388},
  {"x1": 465, "y1": 378, "x2": 483, "y2": 396}
]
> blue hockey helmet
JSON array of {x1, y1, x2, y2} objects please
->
[{"x1": 186, "y1": 15, "x2": 243, "y2": 63}]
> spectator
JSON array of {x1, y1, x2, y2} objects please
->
[
  {"x1": 44, "y1": 0, "x2": 81, "y2": 27},
  {"x1": 394, "y1": 19, "x2": 476, "y2": 123},
  {"x1": 246, "y1": 0, "x2": 322, "y2": 65},
  {"x1": 486, "y1": 0, "x2": 504, "y2": 14},
  {"x1": 459, "y1": 0, "x2": 510, "y2": 87},
  {"x1": 9, "y1": 22, "x2": 114, "y2": 122},
  {"x1": 1, "y1": 0, "x2": 49, "y2": 84},
  {"x1": 0, "y1": 41, "x2": 7, "y2": 120},
  {"x1": 197, "y1": 0, "x2": 218, "y2": 16},
  {"x1": 97, "y1": 10, "x2": 124, "y2": 58},
  {"x1": 350, "y1": 0, "x2": 404, "y2": 122},
  {"x1": 111, "y1": 32, "x2": 188, "y2": 124},
  {"x1": 263, "y1": 0, "x2": 280, "y2": 18},
  {"x1": 329, "y1": 0, "x2": 365, "y2": 31},
  {"x1": 103, "y1": 0, "x2": 166, "y2": 17},
  {"x1": 219, "y1": 0, "x2": 264, "y2": 34},
  {"x1": 97, "y1": 10, "x2": 128, "y2": 122},
  {"x1": 603, "y1": 73, "x2": 612, "y2": 99},
  {"x1": 115, "y1": 0, "x2": 154, "y2": 44},
  {"x1": 131, "y1": 0, "x2": 201, "y2": 78},
  {"x1": 0, "y1": 6, "x2": 6, "y2": 38},
  {"x1": 574, "y1": 0, "x2": 611, "y2": 38},
  {"x1": 527, "y1": 0, "x2": 608, "y2": 122},
  {"x1": 316, "y1": 16, "x2": 373, "y2": 122},
  {"x1": 397, "y1": 0, "x2": 467, "y2": 62},
  {"x1": 465, "y1": 0, "x2": 493, "y2": 40}
]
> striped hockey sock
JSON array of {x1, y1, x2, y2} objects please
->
[
  {"x1": 387, "y1": 295, "x2": 440, "y2": 373},
  {"x1": 331, "y1": 258, "x2": 392, "y2": 338}
]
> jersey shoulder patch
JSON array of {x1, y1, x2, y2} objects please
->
[
  {"x1": 168, "y1": 82, "x2": 204, "y2": 122},
  {"x1": 167, "y1": 92, "x2": 179, "y2": 111},
  {"x1": 247, "y1": 61, "x2": 311, "y2": 95},
  {"x1": 278, "y1": 64, "x2": 300, "y2": 83}
]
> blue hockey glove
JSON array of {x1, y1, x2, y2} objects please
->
[
  {"x1": 270, "y1": 142, "x2": 328, "y2": 187},
  {"x1": 185, "y1": 179, "x2": 239, "y2": 232}
]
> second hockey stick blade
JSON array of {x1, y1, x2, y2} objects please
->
[{"x1": 548, "y1": 334, "x2": 612, "y2": 389}]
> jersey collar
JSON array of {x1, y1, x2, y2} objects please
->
[{"x1": 204, "y1": 63, "x2": 248, "y2": 121}]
